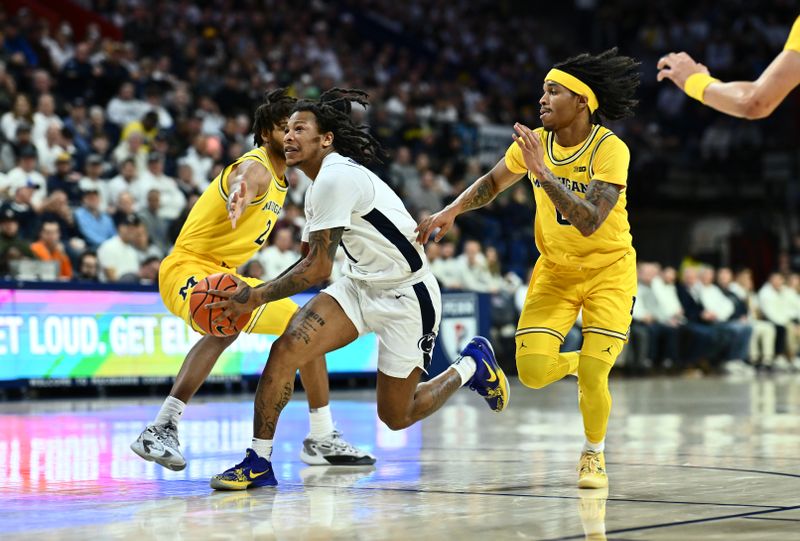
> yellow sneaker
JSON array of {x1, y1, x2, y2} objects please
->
[{"x1": 577, "y1": 451, "x2": 608, "y2": 489}]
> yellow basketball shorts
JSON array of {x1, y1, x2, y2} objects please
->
[
  {"x1": 158, "y1": 252, "x2": 298, "y2": 336},
  {"x1": 515, "y1": 251, "x2": 637, "y2": 365}
]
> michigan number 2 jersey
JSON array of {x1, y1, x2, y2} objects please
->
[
  {"x1": 504, "y1": 125, "x2": 632, "y2": 269},
  {"x1": 172, "y1": 147, "x2": 288, "y2": 268}
]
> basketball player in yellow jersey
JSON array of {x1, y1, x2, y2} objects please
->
[
  {"x1": 417, "y1": 48, "x2": 641, "y2": 489},
  {"x1": 131, "y1": 89, "x2": 374, "y2": 471},
  {"x1": 658, "y1": 15, "x2": 800, "y2": 119}
]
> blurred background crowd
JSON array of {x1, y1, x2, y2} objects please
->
[{"x1": 0, "y1": 0, "x2": 799, "y2": 375}]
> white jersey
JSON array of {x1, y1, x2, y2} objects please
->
[{"x1": 302, "y1": 152, "x2": 429, "y2": 288}]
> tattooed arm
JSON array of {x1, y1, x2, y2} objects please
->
[
  {"x1": 252, "y1": 228, "x2": 341, "y2": 304},
  {"x1": 416, "y1": 159, "x2": 524, "y2": 243},
  {"x1": 539, "y1": 171, "x2": 621, "y2": 237},
  {"x1": 511, "y1": 122, "x2": 621, "y2": 237},
  {"x1": 207, "y1": 228, "x2": 342, "y2": 323}
]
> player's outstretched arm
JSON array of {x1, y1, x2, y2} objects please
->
[
  {"x1": 415, "y1": 159, "x2": 523, "y2": 244},
  {"x1": 207, "y1": 228, "x2": 341, "y2": 324},
  {"x1": 513, "y1": 122, "x2": 619, "y2": 237},
  {"x1": 226, "y1": 160, "x2": 271, "y2": 228},
  {"x1": 657, "y1": 50, "x2": 800, "y2": 120}
]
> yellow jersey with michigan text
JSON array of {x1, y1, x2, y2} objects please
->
[
  {"x1": 504, "y1": 125, "x2": 632, "y2": 269},
  {"x1": 172, "y1": 147, "x2": 287, "y2": 268}
]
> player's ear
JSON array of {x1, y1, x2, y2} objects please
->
[{"x1": 321, "y1": 131, "x2": 334, "y2": 148}]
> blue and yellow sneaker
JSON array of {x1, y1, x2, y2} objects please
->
[
  {"x1": 460, "y1": 336, "x2": 510, "y2": 412},
  {"x1": 209, "y1": 449, "x2": 277, "y2": 490}
]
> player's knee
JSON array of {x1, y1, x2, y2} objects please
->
[
  {"x1": 377, "y1": 408, "x2": 411, "y2": 431},
  {"x1": 516, "y1": 353, "x2": 557, "y2": 389},
  {"x1": 577, "y1": 355, "x2": 611, "y2": 393},
  {"x1": 268, "y1": 335, "x2": 304, "y2": 367}
]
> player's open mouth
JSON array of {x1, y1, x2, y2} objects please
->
[
  {"x1": 540, "y1": 110, "x2": 551, "y2": 119},
  {"x1": 285, "y1": 146, "x2": 299, "y2": 155}
]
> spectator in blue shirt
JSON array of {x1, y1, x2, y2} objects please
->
[
  {"x1": 74, "y1": 184, "x2": 115, "y2": 249},
  {"x1": 4, "y1": 25, "x2": 38, "y2": 67}
]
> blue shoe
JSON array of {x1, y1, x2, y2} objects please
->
[
  {"x1": 210, "y1": 449, "x2": 277, "y2": 490},
  {"x1": 459, "y1": 336, "x2": 510, "y2": 412}
]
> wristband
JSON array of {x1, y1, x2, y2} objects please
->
[{"x1": 684, "y1": 72, "x2": 719, "y2": 103}]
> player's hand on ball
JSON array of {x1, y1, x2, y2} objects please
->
[
  {"x1": 416, "y1": 208, "x2": 456, "y2": 244},
  {"x1": 206, "y1": 274, "x2": 259, "y2": 324},
  {"x1": 657, "y1": 52, "x2": 708, "y2": 89},
  {"x1": 513, "y1": 123, "x2": 546, "y2": 177}
]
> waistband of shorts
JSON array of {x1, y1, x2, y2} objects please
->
[
  {"x1": 541, "y1": 250, "x2": 635, "y2": 271},
  {"x1": 352, "y1": 271, "x2": 433, "y2": 290}
]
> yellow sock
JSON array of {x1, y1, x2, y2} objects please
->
[{"x1": 577, "y1": 355, "x2": 612, "y2": 443}]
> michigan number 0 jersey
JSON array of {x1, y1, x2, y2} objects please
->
[
  {"x1": 504, "y1": 125, "x2": 632, "y2": 269},
  {"x1": 172, "y1": 147, "x2": 288, "y2": 268}
]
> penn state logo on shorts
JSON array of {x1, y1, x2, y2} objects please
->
[
  {"x1": 417, "y1": 332, "x2": 436, "y2": 355},
  {"x1": 418, "y1": 332, "x2": 436, "y2": 369}
]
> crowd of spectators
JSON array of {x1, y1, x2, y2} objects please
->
[
  {"x1": 624, "y1": 262, "x2": 800, "y2": 375},
  {"x1": 0, "y1": 1, "x2": 798, "y2": 375}
]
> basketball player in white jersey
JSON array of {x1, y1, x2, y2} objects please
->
[{"x1": 204, "y1": 89, "x2": 510, "y2": 490}]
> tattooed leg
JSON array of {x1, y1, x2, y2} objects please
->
[{"x1": 253, "y1": 293, "x2": 358, "y2": 439}]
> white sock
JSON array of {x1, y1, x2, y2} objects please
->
[
  {"x1": 309, "y1": 405, "x2": 335, "y2": 439},
  {"x1": 583, "y1": 439, "x2": 605, "y2": 453},
  {"x1": 153, "y1": 396, "x2": 185, "y2": 426},
  {"x1": 251, "y1": 438, "x2": 273, "y2": 458},
  {"x1": 451, "y1": 355, "x2": 477, "y2": 386}
]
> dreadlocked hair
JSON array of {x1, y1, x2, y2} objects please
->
[
  {"x1": 252, "y1": 88, "x2": 296, "y2": 147},
  {"x1": 292, "y1": 87, "x2": 389, "y2": 165},
  {"x1": 554, "y1": 47, "x2": 641, "y2": 123}
]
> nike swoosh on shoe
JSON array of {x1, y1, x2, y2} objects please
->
[{"x1": 483, "y1": 360, "x2": 498, "y2": 382}]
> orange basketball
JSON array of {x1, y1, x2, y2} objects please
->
[{"x1": 189, "y1": 273, "x2": 250, "y2": 337}]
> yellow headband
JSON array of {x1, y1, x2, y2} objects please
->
[{"x1": 545, "y1": 68, "x2": 599, "y2": 113}]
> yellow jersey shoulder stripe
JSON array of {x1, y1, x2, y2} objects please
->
[
  {"x1": 588, "y1": 131, "x2": 615, "y2": 178},
  {"x1": 216, "y1": 148, "x2": 285, "y2": 205},
  {"x1": 546, "y1": 125, "x2": 600, "y2": 166},
  {"x1": 250, "y1": 147, "x2": 287, "y2": 193},
  {"x1": 272, "y1": 175, "x2": 288, "y2": 192},
  {"x1": 217, "y1": 163, "x2": 235, "y2": 200},
  {"x1": 255, "y1": 148, "x2": 288, "y2": 190}
]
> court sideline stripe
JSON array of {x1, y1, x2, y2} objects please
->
[
  {"x1": 743, "y1": 516, "x2": 800, "y2": 523},
  {"x1": 286, "y1": 483, "x2": 784, "y2": 510},
  {"x1": 605, "y1": 461, "x2": 800, "y2": 479},
  {"x1": 538, "y1": 504, "x2": 800, "y2": 541}
]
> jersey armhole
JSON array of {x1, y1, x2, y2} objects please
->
[
  {"x1": 588, "y1": 132, "x2": 626, "y2": 190},
  {"x1": 217, "y1": 163, "x2": 235, "y2": 200}
]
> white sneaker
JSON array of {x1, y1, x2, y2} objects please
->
[
  {"x1": 722, "y1": 360, "x2": 743, "y2": 375},
  {"x1": 300, "y1": 430, "x2": 376, "y2": 466},
  {"x1": 131, "y1": 422, "x2": 186, "y2": 471},
  {"x1": 773, "y1": 356, "x2": 792, "y2": 373}
]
